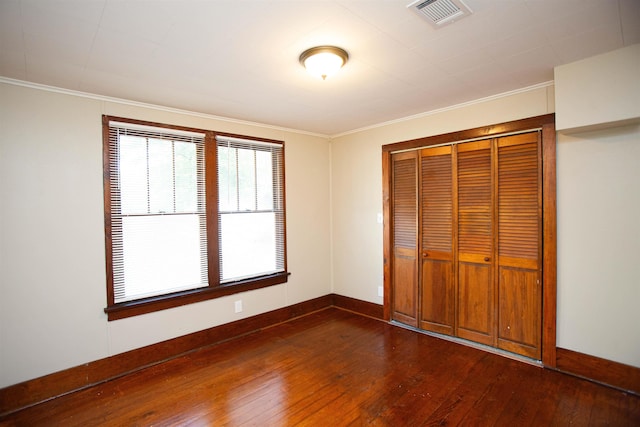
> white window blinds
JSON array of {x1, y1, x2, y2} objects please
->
[
  {"x1": 216, "y1": 136, "x2": 286, "y2": 283},
  {"x1": 108, "y1": 121, "x2": 208, "y2": 303}
]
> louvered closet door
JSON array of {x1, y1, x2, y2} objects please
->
[
  {"x1": 391, "y1": 151, "x2": 419, "y2": 327},
  {"x1": 496, "y1": 132, "x2": 542, "y2": 359},
  {"x1": 456, "y1": 140, "x2": 494, "y2": 346},
  {"x1": 419, "y1": 146, "x2": 454, "y2": 335}
]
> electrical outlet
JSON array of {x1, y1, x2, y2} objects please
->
[
  {"x1": 378, "y1": 286, "x2": 383, "y2": 297},
  {"x1": 234, "y1": 300, "x2": 243, "y2": 313}
]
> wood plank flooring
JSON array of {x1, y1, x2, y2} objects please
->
[{"x1": 1, "y1": 308, "x2": 638, "y2": 426}]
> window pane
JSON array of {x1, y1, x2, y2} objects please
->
[
  {"x1": 119, "y1": 135, "x2": 148, "y2": 215},
  {"x1": 218, "y1": 146, "x2": 237, "y2": 212},
  {"x1": 148, "y1": 138, "x2": 174, "y2": 213},
  {"x1": 220, "y1": 212, "x2": 277, "y2": 281},
  {"x1": 119, "y1": 214, "x2": 206, "y2": 302},
  {"x1": 237, "y1": 148, "x2": 256, "y2": 211},
  {"x1": 174, "y1": 141, "x2": 197, "y2": 212},
  {"x1": 256, "y1": 150, "x2": 273, "y2": 210}
]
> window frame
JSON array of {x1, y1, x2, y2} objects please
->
[
  {"x1": 216, "y1": 136, "x2": 287, "y2": 284},
  {"x1": 102, "y1": 116, "x2": 288, "y2": 321}
]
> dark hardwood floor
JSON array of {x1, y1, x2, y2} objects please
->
[{"x1": 1, "y1": 308, "x2": 638, "y2": 426}]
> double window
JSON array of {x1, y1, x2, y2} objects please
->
[{"x1": 103, "y1": 116, "x2": 287, "y2": 320}]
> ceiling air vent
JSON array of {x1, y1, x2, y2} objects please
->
[{"x1": 407, "y1": 0, "x2": 473, "y2": 27}]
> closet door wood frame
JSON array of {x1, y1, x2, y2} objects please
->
[
  {"x1": 389, "y1": 151, "x2": 419, "y2": 327},
  {"x1": 496, "y1": 132, "x2": 542, "y2": 359},
  {"x1": 382, "y1": 114, "x2": 556, "y2": 367},
  {"x1": 419, "y1": 145, "x2": 456, "y2": 335},
  {"x1": 456, "y1": 140, "x2": 495, "y2": 346}
]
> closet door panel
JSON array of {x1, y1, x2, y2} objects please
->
[
  {"x1": 393, "y1": 248, "x2": 418, "y2": 325},
  {"x1": 419, "y1": 146, "x2": 454, "y2": 334},
  {"x1": 457, "y1": 260, "x2": 492, "y2": 345},
  {"x1": 391, "y1": 152, "x2": 418, "y2": 327},
  {"x1": 497, "y1": 267, "x2": 541, "y2": 358},
  {"x1": 421, "y1": 257, "x2": 454, "y2": 334},
  {"x1": 456, "y1": 141, "x2": 494, "y2": 344},
  {"x1": 496, "y1": 132, "x2": 541, "y2": 359}
]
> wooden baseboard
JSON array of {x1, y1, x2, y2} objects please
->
[
  {"x1": 11, "y1": 296, "x2": 637, "y2": 415},
  {"x1": 331, "y1": 294, "x2": 384, "y2": 320},
  {"x1": 555, "y1": 347, "x2": 640, "y2": 396},
  {"x1": 0, "y1": 294, "x2": 333, "y2": 416}
]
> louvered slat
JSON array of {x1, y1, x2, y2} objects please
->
[
  {"x1": 498, "y1": 142, "x2": 538, "y2": 260},
  {"x1": 458, "y1": 148, "x2": 491, "y2": 255},
  {"x1": 421, "y1": 153, "x2": 452, "y2": 252},
  {"x1": 393, "y1": 157, "x2": 417, "y2": 249}
]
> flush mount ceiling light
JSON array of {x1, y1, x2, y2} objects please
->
[{"x1": 299, "y1": 46, "x2": 349, "y2": 80}]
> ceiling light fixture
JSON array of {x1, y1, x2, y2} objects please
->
[{"x1": 299, "y1": 46, "x2": 349, "y2": 80}]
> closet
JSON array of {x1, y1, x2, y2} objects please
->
[{"x1": 384, "y1": 116, "x2": 556, "y2": 362}]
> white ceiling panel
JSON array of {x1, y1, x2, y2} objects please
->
[
  {"x1": 496, "y1": 45, "x2": 559, "y2": 87},
  {"x1": 84, "y1": 28, "x2": 159, "y2": 80},
  {"x1": 0, "y1": 0, "x2": 635, "y2": 135},
  {"x1": 25, "y1": 56, "x2": 86, "y2": 89},
  {"x1": 551, "y1": 26, "x2": 624, "y2": 64},
  {"x1": 21, "y1": 0, "x2": 105, "y2": 26},
  {"x1": 620, "y1": 0, "x2": 640, "y2": 44}
]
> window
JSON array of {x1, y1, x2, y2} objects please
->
[
  {"x1": 217, "y1": 136, "x2": 286, "y2": 283},
  {"x1": 103, "y1": 116, "x2": 288, "y2": 320}
]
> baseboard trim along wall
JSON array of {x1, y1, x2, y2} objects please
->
[
  {"x1": 0, "y1": 294, "x2": 382, "y2": 416},
  {"x1": 331, "y1": 294, "x2": 384, "y2": 320},
  {"x1": 2, "y1": 295, "x2": 637, "y2": 416},
  {"x1": 555, "y1": 347, "x2": 640, "y2": 396}
]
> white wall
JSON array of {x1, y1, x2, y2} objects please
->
[
  {"x1": 0, "y1": 82, "x2": 332, "y2": 387},
  {"x1": 555, "y1": 44, "x2": 640, "y2": 132},
  {"x1": 556, "y1": 124, "x2": 640, "y2": 367},
  {"x1": 552, "y1": 43, "x2": 640, "y2": 368}
]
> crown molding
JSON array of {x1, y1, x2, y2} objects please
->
[
  {"x1": 1, "y1": 76, "x2": 554, "y2": 140},
  {"x1": 0, "y1": 76, "x2": 329, "y2": 139},
  {"x1": 330, "y1": 81, "x2": 555, "y2": 139}
]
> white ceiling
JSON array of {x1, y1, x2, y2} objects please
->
[{"x1": 1, "y1": 0, "x2": 639, "y2": 136}]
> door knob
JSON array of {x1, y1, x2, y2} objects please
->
[{"x1": 484, "y1": 257, "x2": 490, "y2": 262}]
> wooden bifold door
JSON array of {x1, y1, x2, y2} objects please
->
[{"x1": 389, "y1": 130, "x2": 542, "y2": 360}]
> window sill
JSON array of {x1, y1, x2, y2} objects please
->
[{"x1": 104, "y1": 272, "x2": 290, "y2": 321}]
